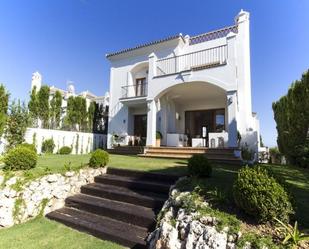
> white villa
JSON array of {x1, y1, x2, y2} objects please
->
[
  {"x1": 106, "y1": 10, "x2": 260, "y2": 158},
  {"x1": 31, "y1": 71, "x2": 110, "y2": 129}
]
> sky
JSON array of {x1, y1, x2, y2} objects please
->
[{"x1": 0, "y1": 0, "x2": 308, "y2": 147}]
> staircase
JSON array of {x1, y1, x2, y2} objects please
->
[
  {"x1": 142, "y1": 147, "x2": 243, "y2": 165},
  {"x1": 107, "y1": 146, "x2": 144, "y2": 155},
  {"x1": 46, "y1": 168, "x2": 179, "y2": 249}
]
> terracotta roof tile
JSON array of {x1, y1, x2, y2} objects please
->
[{"x1": 106, "y1": 34, "x2": 182, "y2": 58}]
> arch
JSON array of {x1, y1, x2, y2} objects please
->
[
  {"x1": 154, "y1": 80, "x2": 227, "y2": 101},
  {"x1": 130, "y1": 61, "x2": 149, "y2": 74}
]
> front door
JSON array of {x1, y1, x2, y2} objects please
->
[
  {"x1": 185, "y1": 109, "x2": 225, "y2": 146},
  {"x1": 134, "y1": 115, "x2": 147, "y2": 144}
]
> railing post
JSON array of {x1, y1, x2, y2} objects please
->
[{"x1": 148, "y1": 52, "x2": 157, "y2": 78}]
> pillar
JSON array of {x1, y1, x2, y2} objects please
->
[
  {"x1": 146, "y1": 99, "x2": 157, "y2": 146},
  {"x1": 227, "y1": 91, "x2": 238, "y2": 148}
]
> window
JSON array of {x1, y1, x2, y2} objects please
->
[
  {"x1": 215, "y1": 110, "x2": 225, "y2": 132},
  {"x1": 135, "y1": 78, "x2": 147, "y2": 97}
]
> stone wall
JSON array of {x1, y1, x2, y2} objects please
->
[
  {"x1": 147, "y1": 185, "x2": 272, "y2": 249},
  {"x1": 0, "y1": 167, "x2": 106, "y2": 227}
]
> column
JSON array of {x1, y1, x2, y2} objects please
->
[
  {"x1": 146, "y1": 99, "x2": 157, "y2": 146},
  {"x1": 227, "y1": 91, "x2": 238, "y2": 148}
]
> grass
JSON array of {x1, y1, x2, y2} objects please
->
[
  {"x1": 0, "y1": 217, "x2": 123, "y2": 249},
  {"x1": 14, "y1": 154, "x2": 188, "y2": 179},
  {"x1": 263, "y1": 164, "x2": 309, "y2": 229}
]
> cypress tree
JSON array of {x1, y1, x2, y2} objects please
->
[
  {"x1": 37, "y1": 85, "x2": 50, "y2": 128},
  {"x1": 50, "y1": 90, "x2": 62, "y2": 129},
  {"x1": 87, "y1": 101, "x2": 96, "y2": 132},
  {"x1": 272, "y1": 70, "x2": 309, "y2": 167},
  {"x1": 0, "y1": 84, "x2": 9, "y2": 137}
]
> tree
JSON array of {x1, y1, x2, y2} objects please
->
[
  {"x1": 87, "y1": 101, "x2": 96, "y2": 132},
  {"x1": 93, "y1": 103, "x2": 108, "y2": 134},
  {"x1": 50, "y1": 90, "x2": 62, "y2": 129},
  {"x1": 0, "y1": 84, "x2": 9, "y2": 137},
  {"x1": 37, "y1": 85, "x2": 50, "y2": 128},
  {"x1": 28, "y1": 86, "x2": 39, "y2": 126},
  {"x1": 272, "y1": 70, "x2": 309, "y2": 167},
  {"x1": 260, "y1": 135, "x2": 264, "y2": 147},
  {"x1": 79, "y1": 97, "x2": 87, "y2": 131},
  {"x1": 5, "y1": 100, "x2": 29, "y2": 149},
  {"x1": 66, "y1": 96, "x2": 76, "y2": 130}
]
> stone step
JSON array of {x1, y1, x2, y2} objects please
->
[
  {"x1": 144, "y1": 146, "x2": 236, "y2": 152},
  {"x1": 95, "y1": 174, "x2": 171, "y2": 195},
  {"x1": 46, "y1": 207, "x2": 147, "y2": 249},
  {"x1": 107, "y1": 167, "x2": 180, "y2": 183},
  {"x1": 81, "y1": 182, "x2": 166, "y2": 209},
  {"x1": 145, "y1": 150, "x2": 236, "y2": 155},
  {"x1": 143, "y1": 150, "x2": 237, "y2": 159},
  {"x1": 139, "y1": 154, "x2": 243, "y2": 165},
  {"x1": 107, "y1": 146, "x2": 144, "y2": 155},
  {"x1": 65, "y1": 193, "x2": 156, "y2": 229}
]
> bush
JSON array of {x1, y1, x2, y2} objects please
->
[
  {"x1": 18, "y1": 143, "x2": 36, "y2": 153},
  {"x1": 233, "y1": 166, "x2": 294, "y2": 223},
  {"x1": 241, "y1": 144, "x2": 254, "y2": 161},
  {"x1": 42, "y1": 138, "x2": 55, "y2": 153},
  {"x1": 156, "y1": 131, "x2": 162, "y2": 139},
  {"x1": 3, "y1": 146, "x2": 37, "y2": 171},
  {"x1": 89, "y1": 149, "x2": 109, "y2": 168},
  {"x1": 187, "y1": 154, "x2": 212, "y2": 177},
  {"x1": 59, "y1": 146, "x2": 72, "y2": 155},
  {"x1": 269, "y1": 147, "x2": 282, "y2": 164}
]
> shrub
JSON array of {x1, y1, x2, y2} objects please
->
[
  {"x1": 269, "y1": 147, "x2": 282, "y2": 164},
  {"x1": 59, "y1": 146, "x2": 72, "y2": 155},
  {"x1": 3, "y1": 146, "x2": 37, "y2": 171},
  {"x1": 241, "y1": 144, "x2": 254, "y2": 161},
  {"x1": 233, "y1": 166, "x2": 294, "y2": 223},
  {"x1": 187, "y1": 154, "x2": 212, "y2": 177},
  {"x1": 42, "y1": 138, "x2": 55, "y2": 153},
  {"x1": 89, "y1": 149, "x2": 109, "y2": 168},
  {"x1": 18, "y1": 143, "x2": 36, "y2": 153},
  {"x1": 156, "y1": 131, "x2": 163, "y2": 139}
]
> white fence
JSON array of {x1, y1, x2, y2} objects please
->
[{"x1": 0, "y1": 128, "x2": 107, "y2": 155}]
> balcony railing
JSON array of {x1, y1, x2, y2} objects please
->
[
  {"x1": 156, "y1": 45, "x2": 227, "y2": 76},
  {"x1": 121, "y1": 83, "x2": 148, "y2": 99}
]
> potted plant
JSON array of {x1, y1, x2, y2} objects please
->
[{"x1": 156, "y1": 131, "x2": 162, "y2": 147}]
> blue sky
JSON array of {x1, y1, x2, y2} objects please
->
[{"x1": 0, "y1": 0, "x2": 308, "y2": 147}]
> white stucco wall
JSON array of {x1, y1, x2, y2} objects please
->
[{"x1": 24, "y1": 128, "x2": 107, "y2": 154}]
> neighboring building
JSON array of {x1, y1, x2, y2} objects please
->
[
  {"x1": 106, "y1": 10, "x2": 260, "y2": 157},
  {"x1": 31, "y1": 71, "x2": 109, "y2": 132}
]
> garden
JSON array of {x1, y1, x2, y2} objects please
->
[{"x1": 0, "y1": 151, "x2": 308, "y2": 248}]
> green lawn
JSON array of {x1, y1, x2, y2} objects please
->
[
  {"x1": 26, "y1": 154, "x2": 187, "y2": 178},
  {"x1": 263, "y1": 164, "x2": 309, "y2": 229},
  {"x1": 0, "y1": 154, "x2": 308, "y2": 248},
  {"x1": 0, "y1": 217, "x2": 123, "y2": 249}
]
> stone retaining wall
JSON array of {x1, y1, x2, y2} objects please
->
[{"x1": 0, "y1": 167, "x2": 106, "y2": 227}]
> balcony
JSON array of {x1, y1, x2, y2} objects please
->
[
  {"x1": 156, "y1": 45, "x2": 227, "y2": 76},
  {"x1": 121, "y1": 83, "x2": 148, "y2": 100}
]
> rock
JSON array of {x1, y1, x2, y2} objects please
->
[
  {"x1": 0, "y1": 175, "x2": 4, "y2": 185},
  {"x1": 154, "y1": 222, "x2": 181, "y2": 249},
  {"x1": 46, "y1": 175, "x2": 58, "y2": 183},
  {"x1": 6, "y1": 177, "x2": 17, "y2": 186},
  {"x1": 65, "y1": 171, "x2": 75, "y2": 177},
  {"x1": 148, "y1": 187, "x2": 239, "y2": 249}
]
